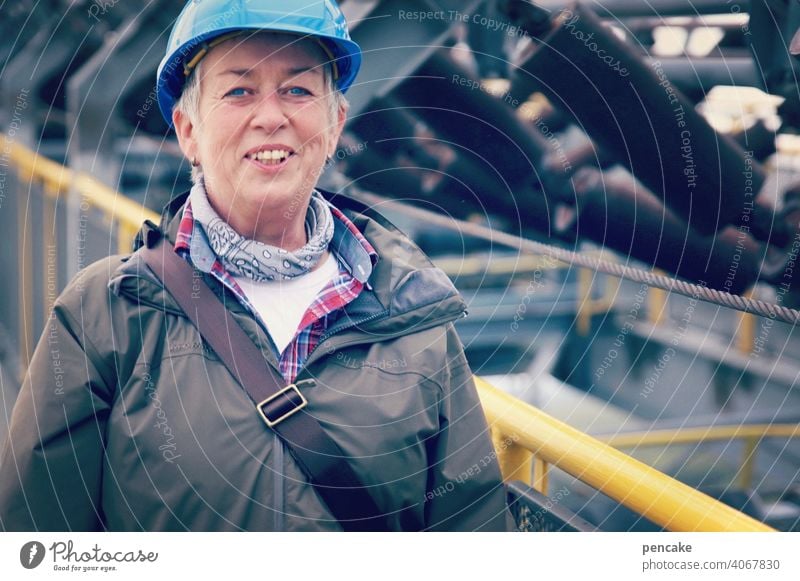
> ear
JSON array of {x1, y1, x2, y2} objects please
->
[
  {"x1": 172, "y1": 107, "x2": 199, "y2": 165},
  {"x1": 326, "y1": 101, "x2": 348, "y2": 158}
]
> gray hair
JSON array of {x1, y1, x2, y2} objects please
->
[{"x1": 175, "y1": 56, "x2": 348, "y2": 184}]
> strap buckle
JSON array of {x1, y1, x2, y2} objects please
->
[{"x1": 257, "y1": 380, "x2": 313, "y2": 428}]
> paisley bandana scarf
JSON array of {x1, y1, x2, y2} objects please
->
[{"x1": 189, "y1": 181, "x2": 334, "y2": 281}]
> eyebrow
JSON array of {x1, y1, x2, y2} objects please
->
[
  {"x1": 215, "y1": 65, "x2": 324, "y2": 78},
  {"x1": 216, "y1": 68, "x2": 255, "y2": 78},
  {"x1": 287, "y1": 66, "x2": 323, "y2": 76}
]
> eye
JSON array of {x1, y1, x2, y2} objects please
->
[
  {"x1": 287, "y1": 86, "x2": 312, "y2": 96},
  {"x1": 224, "y1": 87, "x2": 249, "y2": 97}
]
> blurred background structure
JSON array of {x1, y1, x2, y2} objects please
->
[{"x1": 1, "y1": 0, "x2": 800, "y2": 531}]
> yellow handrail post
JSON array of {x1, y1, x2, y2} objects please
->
[
  {"x1": 577, "y1": 266, "x2": 592, "y2": 336},
  {"x1": 648, "y1": 270, "x2": 668, "y2": 327},
  {"x1": 18, "y1": 184, "x2": 34, "y2": 370},
  {"x1": 604, "y1": 270, "x2": 621, "y2": 311},
  {"x1": 492, "y1": 429, "x2": 533, "y2": 486},
  {"x1": 532, "y1": 457, "x2": 550, "y2": 495},
  {"x1": 739, "y1": 436, "x2": 758, "y2": 490},
  {"x1": 736, "y1": 288, "x2": 756, "y2": 355},
  {"x1": 42, "y1": 184, "x2": 58, "y2": 319}
]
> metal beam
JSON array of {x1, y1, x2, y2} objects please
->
[
  {"x1": 66, "y1": 2, "x2": 172, "y2": 189},
  {"x1": 344, "y1": 0, "x2": 485, "y2": 117}
]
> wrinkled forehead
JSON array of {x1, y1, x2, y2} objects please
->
[{"x1": 199, "y1": 31, "x2": 331, "y2": 78}]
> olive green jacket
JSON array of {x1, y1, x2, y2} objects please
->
[{"x1": 0, "y1": 192, "x2": 509, "y2": 531}]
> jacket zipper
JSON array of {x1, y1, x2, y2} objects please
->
[{"x1": 318, "y1": 309, "x2": 390, "y2": 345}]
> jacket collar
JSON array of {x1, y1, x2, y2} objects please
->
[{"x1": 111, "y1": 190, "x2": 467, "y2": 336}]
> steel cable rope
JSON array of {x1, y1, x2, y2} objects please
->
[{"x1": 350, "y1": 189, "x2": 800, "y2": 326}]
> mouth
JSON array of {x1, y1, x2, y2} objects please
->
[{"x1": 244, "y1": 145, "x2": 296, "y2": 167}]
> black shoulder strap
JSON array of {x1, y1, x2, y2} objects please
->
[{"x1": 141, "y1": 236, "x2": 389, "y2": 532}]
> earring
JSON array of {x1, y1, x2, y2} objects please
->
[{"x1": 191, "y1": 157, "x2": 199, "y2": 167}]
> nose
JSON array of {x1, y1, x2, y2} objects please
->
[{"x1": 248, "y1": 90, "x2": 289, "y2": 133}]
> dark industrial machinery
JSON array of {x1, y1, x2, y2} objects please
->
[
  {"x1": 318, "y1": 0, "x2": 800, "y2": 303},
  {"x1": 5, "y1": 0, "x2": 800, "y2": 301}
]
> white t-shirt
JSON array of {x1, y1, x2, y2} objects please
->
[{"x1": 232, "y1": 253, "x2": 339, "y2": 354}]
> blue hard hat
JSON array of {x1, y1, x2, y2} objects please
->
[{"x1": 156, "y1": 0, "x2": 362, "y2": 126}]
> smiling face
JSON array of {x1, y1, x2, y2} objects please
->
[{"x1": 173, "y1": 32, "x2": 346, "y2": 247}]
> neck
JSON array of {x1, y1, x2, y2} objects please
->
[
  {"x1": 191, "y1": 183, "x2": 334, "y2": 282},
  {"x1": 207, "y1": 188, "x2": 311, "y2": 251}
]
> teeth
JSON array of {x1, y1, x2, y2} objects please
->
[{"x1": 249, "y1": 149, "x2": 291, "y2": 164}]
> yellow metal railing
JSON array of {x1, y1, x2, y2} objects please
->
[
  {"x1": 9, "y1": 142, "x2": 776, "y2": 532},
  {"x1": 476, "y1": 378, "x2": 775, "y2": 532},
  {"x1": 435, "y1": 249, "x2": 619, "y2": 336},
  {"x1": 10, "y1": 142, "x2": 159, "y2": 250},
  {"x1": 599, "y1": 424, "x2": 800, "y2": 491},
  {"x1": 9, "y1": 142, "x2": 159, "y2": 366},
  {"x1": 434, "y1": 254, "x2": 560, "y2": 276},
  {"x1": 647, "y1": 278, "x2": 763, "y2": 358}
]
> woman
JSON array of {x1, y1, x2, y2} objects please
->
[{"x1": 0, "y1": 0, "x2": 509, "y2": 531}]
